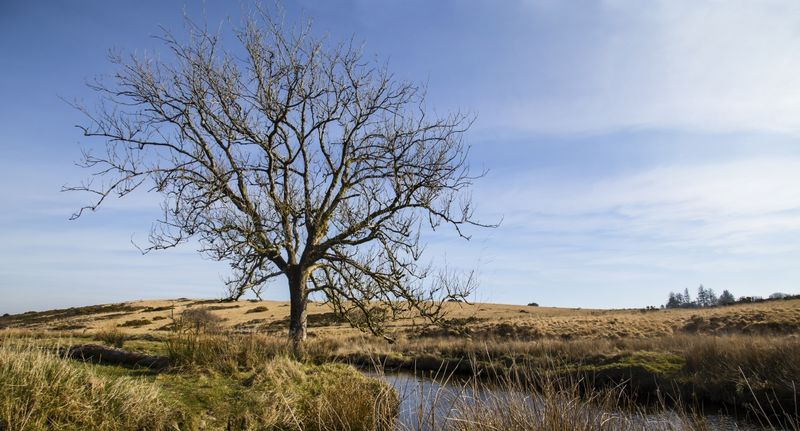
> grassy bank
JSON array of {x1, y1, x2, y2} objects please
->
[
  {"x1": 326, "y1": 333, "x2": 800, "y2": 424},
  {"x1": 73, "y1": 330, "x2": 800, "y2": 425},
  {"x1": 0, "y1": 339, "x2": 175, "y2": 430},
  {"x1": 160, "y1": 330, "x2": 796, "y2": 425},
  {"x1": 0, "y1": 338, "x2": 396, "y2": 430}
]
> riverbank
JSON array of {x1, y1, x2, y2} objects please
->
[
  {"x1": 0, "y1": 337, "x2": 397, "y2": 430},
  {"x1": 333, "y1": 333, "x2": 799, "y2": 426},
  {"x1": 2, "y1": 332, "x2": 794, "y2": 430},
  {"x1": 0, "y1": 335, "x2": 732, "y2": 431}
]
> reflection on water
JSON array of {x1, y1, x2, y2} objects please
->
[{"x1": 366, "y1": 371, "x2": 778, "y2": 431}]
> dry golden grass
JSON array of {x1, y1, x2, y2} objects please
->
[
  {"x1": 0, "y1": 339, "x2": 176, "y2": 430},
  {"x1": 0, "y1": 336, "x2": 398, "y2": 431},
  {"x1": 3, "y1": 297, "x2": 799, "y2": 341}
]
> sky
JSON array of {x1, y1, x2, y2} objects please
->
[{"x1": 1, "y1": 0, "x2": 800, "y2": 313}]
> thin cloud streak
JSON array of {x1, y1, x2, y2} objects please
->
[{"x1": 459, "y1": 156, "x2": 800, "y2": 306}]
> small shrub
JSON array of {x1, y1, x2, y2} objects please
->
[
  {"x1": 246, "y1": 306, "x2": 269, "y2": 314},
  {"x1": 179, "y1": 308, "x2": 222, "y2": 334},
  {"x1": 118, "y1": 319, "x2": 151, "y2": 328},
  {"x1": 95, "y1": 328, "x2": 127, "y2": 348},
  {"x1": 346, "y1": 306, "x2": 389, "y2": 329},
  {"x1": 527, "y1": 302, "x2": 539, "y2": 307}
]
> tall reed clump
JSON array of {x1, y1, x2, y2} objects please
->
[
  {"x1": 165, "y1": 330, "x2": 345, "y2": 373},
  {"x1": 165, "y1": 331, "x2": 289, "y2": 373},
  {"x1": 395, "y1": 364, "x2": 712, "y2": 431},
  {"x1": 0, "y1": 340, "x2": 177, "y2": 431},
  {"x1": 682, "y1": 335, "x2": 800, "y2": 428}
]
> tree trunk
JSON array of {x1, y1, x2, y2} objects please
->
[{"x1": 287, "y1": 267, "x2": 308, "y2": 355}]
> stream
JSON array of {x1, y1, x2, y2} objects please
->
[{"x1": 367, "y1": 371, "x2": 787, "y2": 431}]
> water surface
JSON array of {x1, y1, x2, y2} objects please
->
[{"x1": 368, "y1": 370, "x2": 781, "y2": 431}]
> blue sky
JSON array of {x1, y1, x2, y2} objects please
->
[{"x1": 2, "y1": 1, "x2": 800, "y2": 313}]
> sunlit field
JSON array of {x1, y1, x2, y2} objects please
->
[{"x1": 2, "y1": 298, "x2": 798, "y2": 430}]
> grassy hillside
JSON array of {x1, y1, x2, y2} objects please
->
[{"x1": 2, "y1": 297, "x2": 800, "y2": 339}]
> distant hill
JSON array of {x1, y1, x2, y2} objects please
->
[{"x1": 3, "y1": 297, "x2": 800, "y2": 340}]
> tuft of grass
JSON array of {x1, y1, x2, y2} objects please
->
[
  {"x1": 94, "y1": 327, "x2": 127, "y2": 348},
  {"x1": 165, "y1": 332, "x2": 286, "y2": 373},
  {"x1": 681, "y1": 334, "x2": 800, "y2": 426},
  {"x1": 241, "y1": 357, "x2": 397, "y2": 430},
  {"x1": 0, "y1": 340, "x2": 178, "y2": 430},
  {"x1": 164, "y1": 332, "x2": 343, "y2": 373}
]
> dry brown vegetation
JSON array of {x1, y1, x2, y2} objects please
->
[
  {"x1": 0, "y1": 339, "x2": 176, "y2": 430},
  {"x1": 0, "y1": 338, "x2": 397, "y2": 431},
  {"x1": 3, "y1": 297, "x2": 799, "y2": 339},
  {"x1": 0, "y1": 333, "x2": 723, "y2": 431},
  {"x1": 2, "y1": 299, "x2": 799, "y2": 429}
]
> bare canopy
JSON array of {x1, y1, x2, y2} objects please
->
[{"x1": 68, "y1": 11, "x2": 489, "y2": 349}]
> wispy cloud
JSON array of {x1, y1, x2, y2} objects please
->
[
  {"x1": 346, "y1": 0, "x2": 800, "y2": 134},
  {"x1": 458, "y1": 156, "x2": 800, "y2": 306},
  {"x1": 490, "y1": 157, "x2": 800, "y2": 237}
]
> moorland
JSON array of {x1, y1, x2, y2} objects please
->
[{"x1": 1, "y1": 298, "x2": 799, "y2": 430}]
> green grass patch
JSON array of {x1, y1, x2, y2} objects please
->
[
  {"x1": 594, "y1": 351, "x2": 684, "y2": 375},
  {"x1": 0, "y1": 340, "x2": 177, "y2": 430},
  {"x1": 1, "y1": 336, "x2": 397, "y2": 430}
]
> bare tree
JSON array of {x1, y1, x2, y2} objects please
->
[{"x1": 66, "y1": 11, "x2": 490, "y2": 350}]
